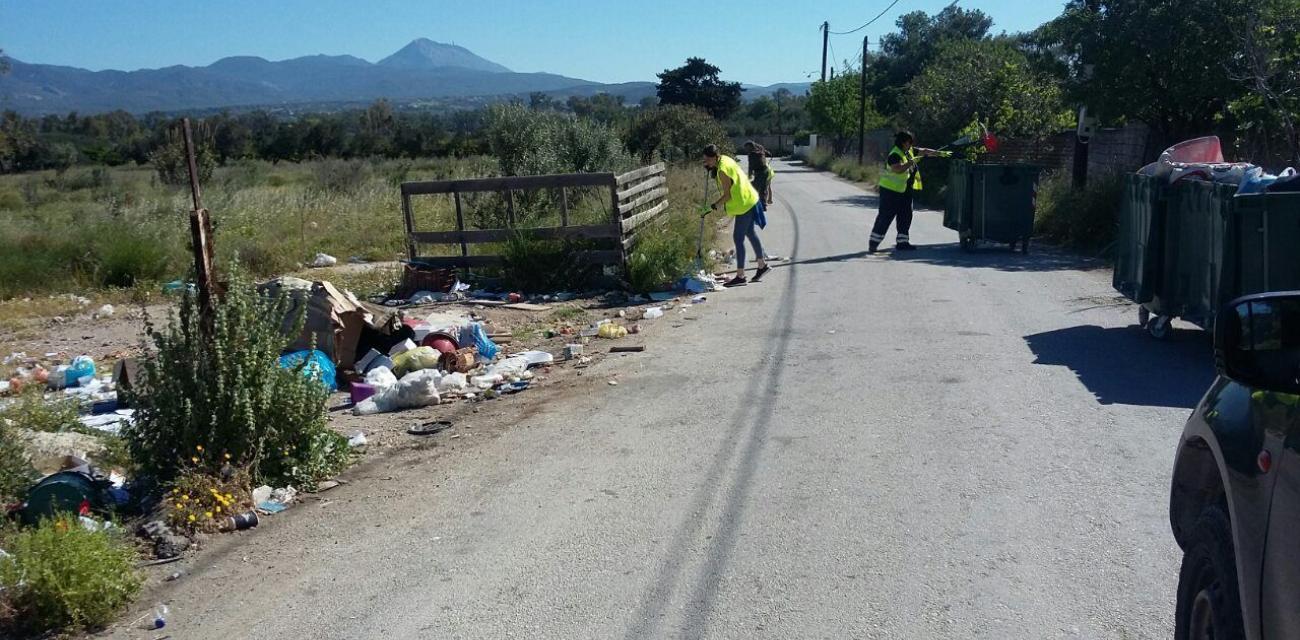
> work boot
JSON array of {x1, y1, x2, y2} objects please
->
[
  {"x1": 868, "y1": 242, "x2": 880, "y2": 254},
  {"x1": 895, "y1": 242, "x2": 918, "y2": 251}
]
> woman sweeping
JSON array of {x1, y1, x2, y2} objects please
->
[{"x1": 704, "y1": 144, "x2": 769, "y2": 287}]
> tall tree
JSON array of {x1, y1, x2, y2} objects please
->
[
  {"x1": 1037, "y1": 0, "x2": 1241, "y2": 147},
  {"x1": 656, "y1": 58, "x2": 743, "y2": 120},
  {"x1": 866, "y1": 7, "x2": 994, "y2": 116},
  {"x1": 807, "y1": 72, "x2": 885, "y2": 152},
  {"x1": 903, "y1": 38, "x2": 1070, "y2": 145},
  {"x1": 1222, "y1": 0, "x2": 1300, "y2": 164}
]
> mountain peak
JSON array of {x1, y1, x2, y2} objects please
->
[{"x1": 378, "y1": 38, "x2": 510, "y2": 74}]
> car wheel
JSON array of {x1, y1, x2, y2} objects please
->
[{"x1": 1175, "y1": 505, "x2": 1246, "y2": 640}]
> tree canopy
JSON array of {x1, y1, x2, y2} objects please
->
[{"x1": 656, "y1": 58, "x2": 743, "y2": 120}]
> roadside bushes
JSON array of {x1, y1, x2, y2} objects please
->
[
  {"x1": 485, "y1": 104, "x2": 632, "y2": 177},
  {"x1": 625, "y1": 105, "x2": 730, "y2": 163},
  {"x1": 1034, "y1": 172, "x2": 1125, "y2": 253},
  {"x1": 122, "y1": 269, "x2": 349, "y2": 489},
  {"x1": 500, "y1": 232, "x2": 601, "y2": 293},
  {"x1": 804, "y1": 149, "x2": 880, "y2": 186},
  {"x1": 0, "y1": 516, "x2": 143, "y2": 636}
]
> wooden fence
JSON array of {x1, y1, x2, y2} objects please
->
[{"x1": 400, "y1": 163, "x2": 669, "y2": 272}]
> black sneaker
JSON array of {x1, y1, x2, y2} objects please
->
[
  {"x1": 723, "y1": 276, "x2": 747, "y2": 288},
  {"x1": 868, "y1": 243, "x2": 880, "y2": 254},
  {"x1": 895, "y1": 242, "x2": 918, "y2": 251},
  {"x1": 752, "y1": 265, "x2": 772, "y2": 282}
]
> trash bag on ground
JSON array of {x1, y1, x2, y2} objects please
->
[
  {"x1": 278, "y1": 350, "x2": 337, "y2": 392},
  {"x1": 392, "y1": 346, "x2": 442, "y2": 378},
  {"x1": 353, "y1": 370, "x2": 441, "y2": 415}
]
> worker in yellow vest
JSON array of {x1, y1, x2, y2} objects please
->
[
  {"x1": 704, "y1": 144, "x2": 770, "y2": 287},
  {"x1": 869, "y1": 131, "x2": 940, "y2": 253}
]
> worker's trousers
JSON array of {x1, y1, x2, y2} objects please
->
[{"x1": 870, "y1": 188, "x2": 913, "y2": 247}]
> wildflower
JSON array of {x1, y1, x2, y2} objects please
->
[
  {"x1": 175, "y1": 503, "x2": 183, "y2": 509},
  {"x1": 196, "y1": 445, "x2": 204, "y2": 452},
  {"x1": 215, "y1": 506, "x2": 222, "y2": 514},
  {"x1": 191, "y1": 456, "x2": 200, "y2": 464},
  {"x1": 187, "y1": 514, "x2": 196, "y2": 522},
  {"x1": 224, "y1": 453, "x2": 231, "y2": 460},
  {"x1": 205, "y1": 512, "x2": 213, "y2": 519}
]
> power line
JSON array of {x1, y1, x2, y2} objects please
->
[{"x1": 827, "y1": 0, "x2": 904, "y2": 35}]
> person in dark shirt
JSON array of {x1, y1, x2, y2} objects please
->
[
  {"x1": 743, "y1": 141, "x2": 774, "y2": 206},
  {"x1": 869, "y1": 130, "x2": 940, "y2": 252}
]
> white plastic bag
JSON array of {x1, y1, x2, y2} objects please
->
[
  {"x1": 353, "y1": 371, "x2": 441, "y2": 415},
  {"x1": 437, "y1": 372, "x2": 468, "y2": 394},
  {"x1": 643, "y1": 307, "x2": 664, "y2": 319},
  {"x1": 364, "y1": 366, "x2": 398, "y2": 388}
]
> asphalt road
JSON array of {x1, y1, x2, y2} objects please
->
[{"x1": 113, "y1": 161, "x2": 1207, "y2": 639}]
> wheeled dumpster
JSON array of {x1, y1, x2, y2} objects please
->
[
  {"x1": 1117, "y1": 177, "x2": 1300, "y2": 339},
  {"x1": 943, "y1": 162, "x2": 1042, "y2": 253}
]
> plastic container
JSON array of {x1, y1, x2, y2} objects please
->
[{"x1": 65, "y1": 356, "x2": 96, "y2": 388}]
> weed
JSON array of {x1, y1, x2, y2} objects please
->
[
  {"x1": 162, "y1": 467, "x2": 253, "y2": 534},
  {"x1": 1035, "y1": 172, "x2": 1125, "y2": 253},
  {"x1": 0, "y1": 420, "x2": 37, "y2": 505},
  {"x1": 500, "y1": 232, "x2": 599, "y2": 293},
  {"x1": 0, "y1": 516, "x2": 143, "y2": 636}
]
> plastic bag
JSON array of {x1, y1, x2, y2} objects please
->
[
  {"x1": 66, "y1": 356, "x2": 96, "y2": 387},
  {"x1": 598, "y1": 324, "x2": 628, "y2": 339},
  {"x1": 458, "y1": 323, "x2": 499, "y2": 361},
  {"x1": 364, "y1": 366, "x2": 398, "y2": 388},
  {"x1": 437, "y1": 372, "x2": 468, "y2": 394},
  {"x1": 278, "y1": 350, "x2": 337, "y2": 392},
  {"x1": 392, "y1": 346, "x2": 441, "y2": 378},
  {"x1": 353, "y1": 370, "x2": 441, "y2": 415}
]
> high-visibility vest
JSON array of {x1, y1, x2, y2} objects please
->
[
  {"x1": 716, "y1": 155, "x2": 761, "y2": 216},
  {"x1": 879, "y1": 145, "x2": 921, "y2": 193}
]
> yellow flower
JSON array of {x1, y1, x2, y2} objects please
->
[
  {"x1": 171, "y1": 488, "x2": 179, "y2": 495},
  {"x1": 187, "y1": 514, "x2": 196, "y2": 522},
  {"x1": 191, "y1": 456, "x2": 200, "y2": 464},
  {"x1": 225, "y1": 493, "x2": 233, "y2": 500},
  {"x1": 175, "y1": 502, "x2": 183, "y2": 509},
  {"x1": 224, "y1": 453, "x2": 231, "y2": 460},
  {"x1": 196, "y1": 445, "x2": 204, "y2": 452},
  {"x1": 182, "y1": 495, "x2": 190, "y2": 501},
  {"x1": 205, "y1": 512, "x2": 213, "y2": 519},
  {"x1": 215, "y1": 506, "x2": 222, "y2": 513}
]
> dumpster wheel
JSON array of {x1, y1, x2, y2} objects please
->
[
  {"x1": 960, "y1": 234, "x2": 975, "y2": 252},
  {"x1": 1138, "y1": 307, "x2": 1151, "y2": 328},
  {"x1": 1148, "y1": 315, "x2": 1172, "y2": 340}
]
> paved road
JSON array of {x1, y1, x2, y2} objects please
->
[{"x1": 120, "y1": 161, "x2": 1209, "y2": 639}]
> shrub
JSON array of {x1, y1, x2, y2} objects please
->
[
  {"x1": 0, "y1": 389, "x2": 82, "y2": 435},
  {"x1": 94, "y1": 228, "x2": 175, "y2": 288},
  {"x1": 312, "y1": 158, "x2": 372, "y2": 193},
  {"x1": 627, "y1": 226, "x2": 693, "y2": 293},
  {"x1": 162, "y1": 468, "x2": 253, "y2": 534},
  {"x1": 150, "y1": 124, "x2": 217, "y2": 187},
  {"x1": 500, "y1": 232, "x2": 599, "y2": 293},
  {"x1": 0, "y1": 421, "x2": 37, "y2": 506},
  {"x1": 485, "y1": 104, "x2": 631, "y2": 176},
  {"x1": 123, "y1": 269, "x2": 350, "y2": 488},
  {"x1": 625, "y1": 105, "x2": 730, "y2": 163},
  {"x1": 0, "y1": 517, "x2": 143, "y2": 636},
  {"x1": 805, "y1": 150, "x2": 881, "y2": 186},
  {"x1": 1035, "y1": 172, "x2": 1125, "y2": 253}
]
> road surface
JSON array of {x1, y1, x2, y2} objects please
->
[{"x1": 114, "y1": 161, "x2": 1205, "y2": 639}]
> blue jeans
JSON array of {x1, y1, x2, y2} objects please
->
[{"x1": 733, "y1": 205, "x2": 765, "y2": 271}]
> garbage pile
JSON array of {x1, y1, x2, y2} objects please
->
[
  {"x1": 1138, "y1": 136, "x2": 1300, "y2": 195},
  {"x1": 2, "y1": 352, "x2": 135, "y2": 435}
]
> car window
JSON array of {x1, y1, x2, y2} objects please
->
[{"x1": 1246, "y1": 300, "x2": 1300, "y2": 352}]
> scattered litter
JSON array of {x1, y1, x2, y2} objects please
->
[
  {"x1": 78, "y1": 410, "x2": 135, "y2": 435},
  {"x1": 643, "y1": 307, "x2": 664, "y2": 320},
  {"x1": 409, "y1": 291, "x2": 438, "y2": 304},
  {"x1": 608, "y1": 380, "x2": 619, "y2": 386},
  {"x1": 649, "y1": 292, "x2": 676, "y2": 302},
  {"x1": 610, "y1": 346, "x2": 646, "y2": 353},
  {"x1": 691, "y1": 295, "x2": 707, "y2": 304},
  {"x1": 95, "y1": 304, "x2": 115, "y2": 318},
  {"x1": 598, "y1": 324, "x2": 629, "y2": 339},
  {"x1": 517, "y1": 350, "x2": 555, "y2": 367},
  {"x1": 353, "y1": 370, "x2": 441, "y2": 415},
  {"x1": 220, "y1": 511, "x2": 259, "y2": 531},
  {"x1": 436, "y1": 372, "x2": 469, "y2": 395},
  {"x1": 278, "y1": 350, "x2": 337, "y2": 392},
  {"x1": 310, "y1": 253, "x2": 338, "y2": 268},
  {"x1": 2, "y1": 352, "x2": 26, "y2": 365},
  {"x1": 564, "y1": 344, "x2": 584, "y2": 360},
  {"x1": 166, "y1": 571, "x2": 184, "y2": 582},
  {"x1": 347, "y1": 432, "x2": 368, "y2": 448}
]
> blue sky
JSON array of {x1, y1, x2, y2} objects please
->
[{"x1": 2, "y1": 0, "x2": 1067, "y2": 85}]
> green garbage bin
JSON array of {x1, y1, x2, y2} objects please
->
[
  {"x1": 943, "y1": 161, "x2": 973, "y2": 234},
  {"x1": 1113, "y1": 174, "x2": 1167, "y2": 307},
  {"x1": 962, "y1": 164, "x2": 1042, "y2": 253},
  {"x1": 1137, "y1": 180, "x2": 1235, "y2": 338},
  {"x1": 1231, "y1": 191, "x2": 1300, "y2": 299}
]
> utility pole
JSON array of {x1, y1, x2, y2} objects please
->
[
  {"x1": 857, "y1": 36, "x2": 868, "y2": 165},
  {"x1": 821, "y1": 22, "x2": 829, "y2": 82},
  {"x1": 774, "y1": 92, "x2": 783, "y2": 153}
]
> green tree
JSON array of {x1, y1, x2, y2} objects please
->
[
  {"x1": 1223, "y1": 0, "x2": 1300, "y2": 163},
  {"x1": 866, "y1": 7, "x2": 994, "y2": 117},
  {"x1": 625, "y1": 105, "x2": 730, "y2": 162},
  {"x1": 807, "y1": 73, "x2": 885, "y2": 151},
  {"x1": 656, "y1": 58, "x2": 743, "y2": 120},
  {"x1": 1037, "y1": 0, "x2": 1242, "y2": 147},
  {"x1": 902, "y1": 38, "x2": 1070, "y2": 146}
]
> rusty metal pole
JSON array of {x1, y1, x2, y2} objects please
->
[{"x1": 182, "y1": 118, "x2": 216, "y2": 334}]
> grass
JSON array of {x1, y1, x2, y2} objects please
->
[
  {"x1": 0, "y1": 157, "x2": 495, "y2": 301},
  {"x1": 805, "y1": 148, "x2": 881, "y2": 187},
  {"x1": 1034, "y1": 172, "x2": 1125, "y2": 254}
]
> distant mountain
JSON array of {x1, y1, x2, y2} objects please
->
[
  {"x1": 377, "y1": 38, "x2": 510, "y2": 74},
  {"x1": 0, "y1": 39, "x2": 804, "y2": 115}
]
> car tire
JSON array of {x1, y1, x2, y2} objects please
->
[{"x1": 1175, "y1": 505, "x2": 1246, "y2": 640}]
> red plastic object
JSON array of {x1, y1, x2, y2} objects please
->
[
  {"x1": 508, "y1": 293, "x2": 523, "y2": 303},
  {"x1": 421, "y1": 332, "x2": 459, "y2": 355}
]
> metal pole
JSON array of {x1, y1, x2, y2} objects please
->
[
  {"x1": 821, "y1": 22, "x2": 829, "y2": 82},
  {"x1": 857, "y1": 36, "x2": 868, "y2": 166}
]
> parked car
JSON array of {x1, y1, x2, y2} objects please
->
[{"x1": 1170, "y1": 292, "x2": 1300, "y2": 640}]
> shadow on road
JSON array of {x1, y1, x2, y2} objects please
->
[
  {"x1": 1024, "y1": 324, "x2": 1215, "y2": 408},
  {"x1": 821, "y1": 194, "x2": 881, "y2": 208},
  {"x1": 774, "y1": 250, "x2": 872, "y2": 268},
  {"x1": 890, "y1": 242, "x2": 1107, "y2": 273}
]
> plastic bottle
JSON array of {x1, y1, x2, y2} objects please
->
[{"x1": 142, "y1": 604, "x2": 169, "y2": 630}]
